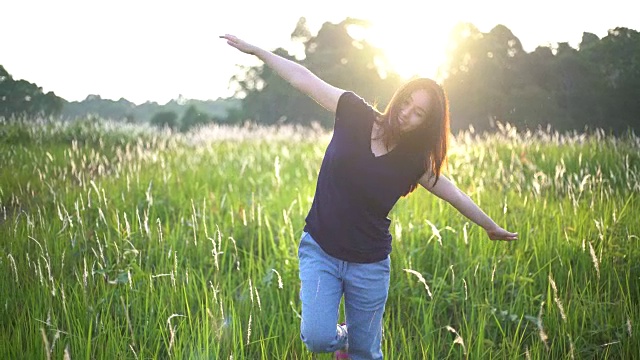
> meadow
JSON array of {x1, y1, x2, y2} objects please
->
[{"x1": 1, "y1": 118, "x2": 639, "y2": 359}]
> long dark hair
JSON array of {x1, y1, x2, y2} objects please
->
[{"x1": 375, "y1": 78, "x2": 450, "y2": 194}]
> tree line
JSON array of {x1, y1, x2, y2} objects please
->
[
  {"x1": 62, "y1": 95, "x2": 239, "y2": 132},
  {"x1": 2, "y1": 19, "x2": 639, "y2": 134},
  {"x1": 232, "y1": 18, "x2": 640, "y2": 134},
  {"x1": 0, "y1": 65, "x2": 63, "y2": 119},
  {"x1": 442, "y1": 23, "x2": 640, "y2": 134},
  {"x1": 0, "y1": 65, "x2": 240, "y2": 132},
  {"x1": 0, "y1": 67, "x2": 238, "y2": 132}
]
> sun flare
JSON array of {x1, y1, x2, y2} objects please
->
[{"x1": 362, "y1": 12, "x2": 458, "y2": 83}]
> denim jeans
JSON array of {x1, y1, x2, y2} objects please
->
[{"x1": 298, "y1": 231, "x2": 390, "y2": 360}]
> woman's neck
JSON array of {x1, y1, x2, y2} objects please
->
[{"x1": 371, "y1": 121, "x2": 396, "y2": 154}]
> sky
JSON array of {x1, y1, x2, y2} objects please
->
[{"x1": 2, "y1": 0, "x2": 639, "y2": 105}]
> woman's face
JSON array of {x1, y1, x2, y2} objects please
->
[{"x1": 396, "y1": 89, "x2": 430, "y2": 133}]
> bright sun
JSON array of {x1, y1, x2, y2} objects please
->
[
  {"x1": 361, "y1": 11, "x2": 458, "y2": 83},
  {"x1": 305, "y1": 5, "x2": 464, "y2": 84}
]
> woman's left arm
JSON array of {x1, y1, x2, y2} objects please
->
[{"x1": 419, "y1": 173, "x2": 518, "y2": 241}]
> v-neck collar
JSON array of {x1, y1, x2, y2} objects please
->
[{"x1": 370, "y1": 121, "x2": 397, "y2": 159}]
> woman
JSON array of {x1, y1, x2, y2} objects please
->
[{"x1": 220, "y1": 34, "x2": 517, "y2": 360}]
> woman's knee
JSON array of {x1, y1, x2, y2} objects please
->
[{"x1": 301, "y1": 325, "x2": 338, "y2": 353}]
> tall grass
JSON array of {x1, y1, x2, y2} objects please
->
[{"x1": 1, "y1": 118, "x2": 638, "y2": 359}]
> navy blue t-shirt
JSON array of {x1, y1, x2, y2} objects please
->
[{"x1": 303, "y1": 91, "x2": 426, "y2": 263}]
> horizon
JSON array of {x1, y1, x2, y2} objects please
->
[{"x1": 3, "y1": 0, "x2": 639, "y2": 105}]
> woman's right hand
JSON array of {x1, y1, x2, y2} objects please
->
[
  {"x1": 219, "y1": 34, "x2": 259, "y2": 55},
  {"x1": 219, "y1": 33, "x2": 344, "y2": 113}
]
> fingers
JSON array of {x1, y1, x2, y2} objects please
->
[
  {"x1": 488, "y1": 230, "x2": 518, "y2": 241},
  {"x1": 219, "y1": 34, "x2": 244, "y2": 52},
  {"x1": 498, "y1": 231, "x2": 518, "y2": 241},
  {"x1": 220, "y1": 34, "x2": 243, "y2": 43},
  {"x1": 219, "y1": 34, "x2": 239, "y2": 45},
  {"x1": 492, "y1": 237, "x2": 517, "y2": 242},
  {"x1": 220, "y1": 35, "x2": 257, "y2": 55},
  {"x1": 220, "y1": 34, "x2": 250, "y2": 50},
  {"x1": 504, "y1": 233, "x2": 518, "y2": 241}
]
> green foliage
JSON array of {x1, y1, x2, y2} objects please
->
[
  {"x1": 179, "y1": 105, "x2": 211, "y2": 132},
  {"x1": 0, "y1": 65, "x2": 64, "y2": 119},
  {"x1": 61, "y1": 94, "x2": 136, "y2": 122},
  {"x1": 442, "y1": 24, "x2": 640, "y2": 134},
  {"x1": 1, "y1": 117, "x2": 168, "y2": 148},
  {"x1": 233, "y1": 17, "x2": 403, "y2": 128},
  {"x1": 61, "y1": 95, "x2": 239, "y2": 124},
  {"x1": 150, "y1": 110, "x2": 179, "y2": 130},
  {"x1": 149, "y1": 106, "x2": 214, "y2": 132},
  {"x1": 222, "y1": 106, "x2": 248, "y2": 125},
  {"x1": 0, "y1": 120, "x2": 32, "y2": 144},
  {"x1": 1, "y1": 121, "x2": 639, "y2": 359},
  {"x1": 229, "y1": 19, "x2": 640, "y2": 134}
]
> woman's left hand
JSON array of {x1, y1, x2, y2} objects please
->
[{"x1": 485, "y1": 226, "x2": 518, "y2": 241}]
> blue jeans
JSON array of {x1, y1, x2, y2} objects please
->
[{"x1": 298, "y1": 231, "x2": 390, "y2": 360}]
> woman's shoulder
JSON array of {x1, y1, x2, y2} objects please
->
[{"x1": 337, "y1": 91, "x2": 380, "y2": 118}]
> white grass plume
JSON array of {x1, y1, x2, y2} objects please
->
[
  {"x1": 588, "y1": 241, "x2": 600, "y2": 280},
  {"x1": 537, "y1": 301, "x2": 549, "y2": 350},
  {"x1": 445, "y1": 325, "x2": 467, "y2": 356},
  {"x1": 166, "y1": 314, "x2": 185, "y2": 352},
  {"x1": 549, "y1": 274, "x2": 567, "y2": 322},
  {"x1": 425, "y1": 220, "x2": 442, "y2": 246},
  {"x1": 272, "y1": 269, "x2": 283, "y2": 289},
  {"x1": 403, "y1": 269, "x2": 432, "y2": 299},
  {"x1": 246, "y1": 312, "x2": 252, "y2": 345},
  {"x1": 7, "y1": 254, "x2": 18, "y2": 283}
]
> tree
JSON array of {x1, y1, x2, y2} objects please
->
[
  {"x1": 150, "y1": 111, "x2": 178, "y2": 130},
  {"x1": 582, "y1": 27, "x2": 640, "y2": 133},
  {"x1": 442, "y1": 23, "x2": 526, "y2": 132},
  {"x1": 60, "y1": 96, "x2": 238, "y2": 124},
  {"x1": 231, "y1": 17, "x2": 403, "y2": 128},
  {"x1": 180, "y1": 105, "x2": 211, "y2": 132},
  {"x1": 0, "y1": 65, "x2": 64, "y2": 119},
  {"x1": 506, "y1": 46, "x2": 564, "y2": 129},
  {"x1": 442, "y1": 24, "x2": 640, "y2": 134}
]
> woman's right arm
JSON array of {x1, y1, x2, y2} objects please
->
[{"x1": 220, "y1": 34, "x2": 344, "y2": 113}]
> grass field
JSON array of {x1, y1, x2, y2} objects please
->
[{"x1": 1, "y1": 118, "x2": 639, "y2": 359}]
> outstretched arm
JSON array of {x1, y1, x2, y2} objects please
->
[
  {"x1": 419, "y1": 172, "x2": 518, "y2": 241},
  {"x1": 220, "y1": 34, "x2": 344, "y2": 113}
]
